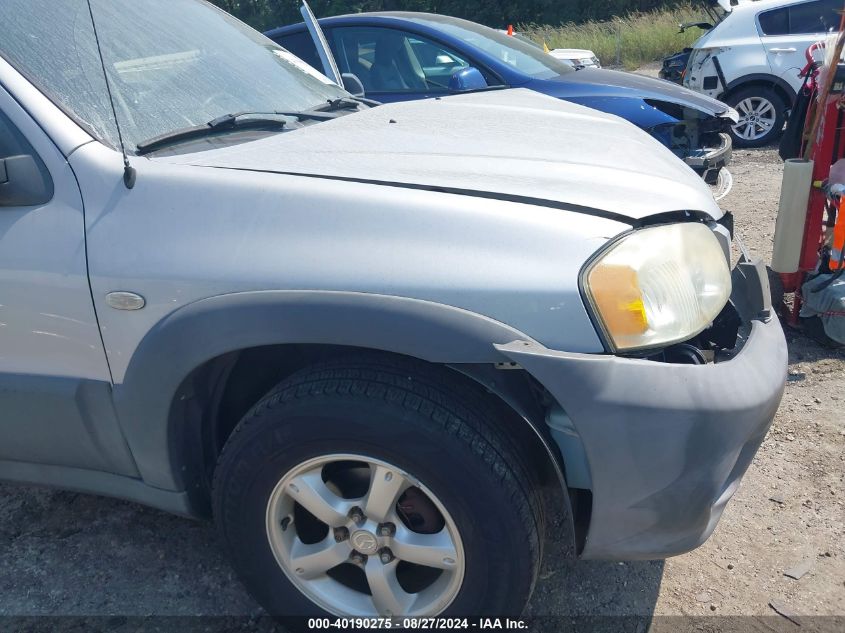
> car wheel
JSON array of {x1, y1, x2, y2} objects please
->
[
  {"x1": 212, "y1": 354, "x2": 546, "y2": 619},
  {"x1": 727, "y1": 86, "x2": 787, "y2": 148}
]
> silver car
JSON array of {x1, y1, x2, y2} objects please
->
[{"x1": 0, "y1": 0, "x2": 786, "y2": 620}]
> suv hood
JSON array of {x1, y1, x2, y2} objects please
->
[
  {"x1": 156, "y1": 89, "x2": 722, "y2": 221},
  {"x1": 537, "y1": 67, "x2": 733, "y2": 119}
]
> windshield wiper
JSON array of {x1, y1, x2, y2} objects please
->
[
  {"x1": 316, "y1": 97, "x2": 362, "y2": 112},
  {"x1": 136, "y1": 112, "x2": 292, "y2": 155},
  {"x1": 136, "y1": 105, "x2": 360, "y2": 155}
]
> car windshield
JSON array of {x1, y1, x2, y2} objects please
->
[
  {"x1": 403, "y1": 15, "x2": 573, "y2": 80},
  {"x1": 0, "y1": 0, "x2": 348, "y2": 153},
  {"x1": 510, "y1": 33, "x2": 543, "y2": 50}
]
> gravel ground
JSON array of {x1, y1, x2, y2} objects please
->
[{"x1": 0, "y1": 149, "x2": 843, "y2": 630}]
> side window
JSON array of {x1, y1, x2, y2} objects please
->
[
  {"x1": 758, "y1": 8, "x2": 789, "y2": 36},
  {"x1": 788, "y1": 0, "x2": 841, "y2": 35},
  {"x1": 0, "y1": 108, "x2": 53, "y2": 206},
  {"x1": 271, "y1": 30, "x2": 323, "y2": 73},
  {"x1": 0, "y1": 109, "x2": 32, "y2": 159},
  {"x1": 331, "y1": 27, "x2": 470, "y2": 93},
  {"x1": 407, "y1": 37, "x2": 470, "y2": 88},
  {"x1": 761, "y1": 1, "x2": 842, "y2": 37}
]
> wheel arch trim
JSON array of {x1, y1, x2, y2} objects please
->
[
  {"x1": 449, "y1": 363, "x2": 574, "y2": 492},
  {"x1": 720, "y1": 74, "x2": 797, "y2": 105},
  {"x1": 112, "y1": 290, "x2": 539, "y2": 495}
]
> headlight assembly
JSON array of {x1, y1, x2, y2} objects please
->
[{"x1": 582, "y1": 223, "x2": 731, "y2": 352}]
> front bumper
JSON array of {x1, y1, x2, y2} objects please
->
[
  {"x1": 497, "y1": 261, "x2": 787, "y2": 560},
  {"x1": 686, "y1": 132, "x2": 732, "y2": 184},
  {"x1": 658, "y1": 67, "x2": 684, "y2": 84}
]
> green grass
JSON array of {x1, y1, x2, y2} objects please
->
[{"x1": 521, "y1": 4, "x2": 706, "y2": 70}]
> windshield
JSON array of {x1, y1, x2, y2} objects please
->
[
  {"x1": 404, "y1": 15, "x2": 573, "y2": 80},
  {"x1": 0, "y1": 0, "x2": 348, "y2": 152},
  {"x1": 510, "y1": 33, "x2": 544, "y2": 50}
]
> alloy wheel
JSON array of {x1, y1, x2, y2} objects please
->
[
  {"x1": 732, "y1": 96, "x2": 778, "y2": 142},
  {"x1": 265, "y1": 454, "x2": 465, "y2": 617}
]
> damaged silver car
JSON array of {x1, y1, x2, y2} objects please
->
[{"x1": 0, "y1": 0, "x2": 785, "y2": 620}]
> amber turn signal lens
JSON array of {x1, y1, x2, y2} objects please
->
[{"x1": 587, "y1": 264, "x2": 648, "y2": 337}]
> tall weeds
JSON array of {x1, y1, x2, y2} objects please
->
[{"x1": 522, "y1": 3, "x2": 707, "y2": 69}]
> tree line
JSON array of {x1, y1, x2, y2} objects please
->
[{"x1": 209, "y1": 0, "x2": 690, "y2": 32}]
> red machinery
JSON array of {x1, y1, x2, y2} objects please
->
[{"x1": 778, "y1": 41, "x2": 845, "y2": 325}]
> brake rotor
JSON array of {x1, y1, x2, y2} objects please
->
[{"x1": 397, "y1": 486, "x2": 445, "y2": 534}]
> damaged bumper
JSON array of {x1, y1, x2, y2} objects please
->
[
  {"x1": 497, "y1": 259, "x2": 787, "y2": 560},
  {"x1": 647, "y1": 103, "x2": 735, "y2": 184},
  {"x1": 686, "y1": 131, "x2": 732, "y2": 184}
]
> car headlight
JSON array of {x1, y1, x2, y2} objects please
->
[{"x1": 582, "y1": 223, "x2": 731, "y2": 352}]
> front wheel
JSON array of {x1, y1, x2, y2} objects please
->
[
  {"x1": 212, "y1": 355, "x2": 546, "y2": 618},
  {"x1": 727, "y1": 86, "x2": 787, "y2": 148}
]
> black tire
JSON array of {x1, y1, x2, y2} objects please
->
[
  {"x1": 212, "y1": 354, "x2": 547, "y2": 619},
  {"x1": 727, "y1": 85, "x2": 787, "y2": 148}
]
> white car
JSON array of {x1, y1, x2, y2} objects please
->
[
  {"x1": 497, "y1": 31, "x2": 601, "y2": 68},
  {"x1": 684, "y1": 0, "x2": 841, "y2": 147},
  {"x1": 548, "y1": 48, "x2": 602, "y2": 69}
]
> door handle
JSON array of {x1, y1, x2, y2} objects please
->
[{"x1": 770, "y1": 48, "x2": 797, "y2": 53}]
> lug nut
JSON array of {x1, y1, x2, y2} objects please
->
[
  {"x1": 348, "y1": 507, "x2": 365, "y2": 524},
  {"x1": 379, "y1": 548, "x2": 394, "y2": 564},
  {"x1": 334, "y1": 527, "x2": 349, "y2": 543},
  {"x1": 377, "y1": 523, "x2": 395, "y2": 537},
  {"x1": 350, "y1": 552, "x2": 366, "y2": 566}
]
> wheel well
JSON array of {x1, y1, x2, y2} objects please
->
[
  {"x1": 170, "y1": 344, "x2": 585, "y2": 554},
  {"x1": 721, "y1": 78, "x2": 794, "y2": 110}
]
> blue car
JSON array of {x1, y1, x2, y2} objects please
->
[{"x1": 266, "y1": 11, "x2": 737, "y2": 184}]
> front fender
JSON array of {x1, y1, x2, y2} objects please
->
[
  {"x1": 529, "y1": 80, "x2": 676, "y2": 131},
  {"x1": 112, "y1": 290, "x2": 537, "y2": 491}
]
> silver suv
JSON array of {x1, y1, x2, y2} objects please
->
[{"x1": 0, "y1": 0, "x2": 786, "y2": 620}]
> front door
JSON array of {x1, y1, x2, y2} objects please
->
[{"x1": 0, "y1": 81, "x2": 134, "y2": 476}]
